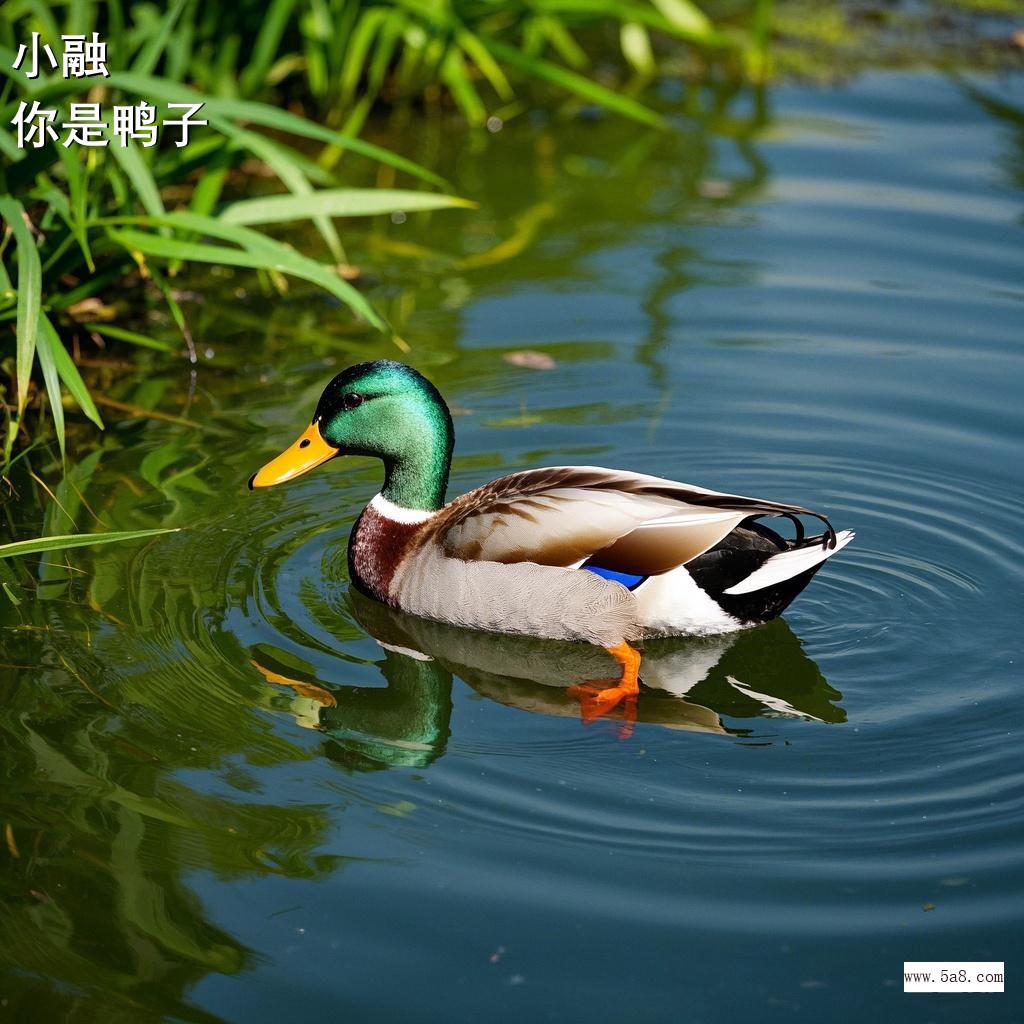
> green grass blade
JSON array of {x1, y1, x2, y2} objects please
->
[
  {"x1": 0, "y1": 197, "x2": 42, "y2": 417},
  {"x1": 240, "y1": 0, "x2": 299, "y2": 96},
  {"x1": 456, "y1": 27, "x2": 515, "y2": 101},
  {"x1": 48, "y1": 323, "x2": 104, "y2": 428},
  {"x1": 105, "y1": 222, "x2": 387, "y2": 332},
  {"x1": 131, "y1": 0, "x2": 189, "y2": 76},
  {"x1": 58, "y1": 147, "x2": 94, "y2": 271},
  {"x1": 48, "y1": 265, "x2": 126, "y2": 313},
  {"x1": 106, "y1": 138, "x2": 166, "y2": 217},
  {"x1": 213, "y1": 121, "x2": 335, "y2": 186},
  {"x1": 368, "y1": 12, "x2": 406, "y2": 93},
  {"x1": 0, "y1": 125, "x2": 24, "y2": 163},
  {"x1": 340, "y1": 7, "x2": 388, "y2": 102},
  {"x1": 536, "y1": 15, "x2": 589, "y2": 70},
  {"x1": 163, "y1": 0, "x2": 194, "y2": 80},
  {"x1": 106, "y1": 229, "x2": 261, "y2": 265},
  {"x1": 213, "y1": 120, "x2": 344, "y2": 263},
  {"x1": 441, "y1": 46, "x2": 487, "y2": 125},
  {"x1": 84, "y1": 322, "x2": 174, "y2": 352},
  {"x1": 650, "y1": 0, "x2": 713, "y2": 36},
  {"x1": 32, "y1": 185, "x2": 73, "y2": 235},
  {"x1": 105, "y1": 72, "x2": 449, "y2": 188},
  {"x1": 15, "y1": 0, "x2": 60, "y2": 43},
  {"x1": 748, "y1": 0, "x2": 772, "y2": 81},
  {"x1": 0, "y1": 528, "x2": 180, "y2": 560},
  {"x1": 34, "y1": 312, "x2": 66, "y2": 457},
  {"x1": 146, "y1": 264, "x2": 196, "y2": 363},
  {"x1": 621, "y1": 22, "x2": 655, "y2": 76},
  {"x1": 533, "y1": 1, "x2": 731, "y2": 47},
  {"x1": 219, "y1": 188, "x2": 475, "y2": 226},
  {"x1": 186, "y1": 142, "x2": 235, "y2": 219},
  {"x1": 481, "y1": 40, "x2": 665, "y2": 128}
]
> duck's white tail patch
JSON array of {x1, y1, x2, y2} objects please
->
[{"x1": 723, "y1": 530, "x2": 855, "y2": 596}]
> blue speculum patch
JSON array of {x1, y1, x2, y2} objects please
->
[{"x1": 583, "y1": 564, "x2": 647, "y2": 590}]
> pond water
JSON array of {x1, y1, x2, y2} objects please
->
[{"x1": 2, "y1": 70, "x2": 1022, "y2": 1021}]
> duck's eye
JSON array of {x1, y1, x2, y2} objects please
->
[{"x1": 342, "y1": 393, "x2": 364, "y2": 411}]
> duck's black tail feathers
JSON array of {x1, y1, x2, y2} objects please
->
[{"x1": 686, "y1": 521, "x2": 855, "y2": 624}]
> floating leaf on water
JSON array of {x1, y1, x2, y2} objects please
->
[
  {"x1": 503, "y1": 350, "x2": 556, "y2": 370},
  {"x1": 697, "y1": 179, "x2": 734, "y2": 199},
  {"x1": 67, "y1": 297, "x2": 118, "y2": 321}
]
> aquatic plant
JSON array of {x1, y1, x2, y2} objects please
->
[
  {"x1": 0, "y1": 27, "x2": 466, "y2": 466},
  {"x1": 3, "y1": 0, "x2": 1013, "y2": 470},
  {"x1": 0, "y1": 0, "x2": 758, "y2": 470}
]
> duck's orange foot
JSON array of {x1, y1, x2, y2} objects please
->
[{"x1": 566, "y1": 642, "x2": 642, "y2": 736}]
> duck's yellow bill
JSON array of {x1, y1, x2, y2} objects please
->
[{"x1": 248, "y1": 421, "x2": 338, "y2": 489}]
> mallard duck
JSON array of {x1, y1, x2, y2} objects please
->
[{"x1": 250, "y1": 360, "x2": 853, "y2": 718}]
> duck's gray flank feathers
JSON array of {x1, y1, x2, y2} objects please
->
[{"x1": 389, "y1": 545, "x2": 640, "y2": 647}]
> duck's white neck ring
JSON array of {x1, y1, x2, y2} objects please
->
[{"x1": 369, "y1": 493, "x2": 436, "y2": 524}]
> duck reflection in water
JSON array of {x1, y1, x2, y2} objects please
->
[{"x1": 250, "y1": 590, "x2": 844, "y2": 767}]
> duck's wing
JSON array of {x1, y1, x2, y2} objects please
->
[{"x1": 436, "y1": 466, "x2": 835, "y2": 574}]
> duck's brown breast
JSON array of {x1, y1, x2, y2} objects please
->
[{"x1": 348, "y1": 503, "x2": 431, "y2": 604}]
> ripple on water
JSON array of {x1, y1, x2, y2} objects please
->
[
  {"x1": 137, "y1": 435, "x2": 1019, "y2": 733},
  {"x1": 121, "y1": 410, "x2": 1021, "y2": 942}
]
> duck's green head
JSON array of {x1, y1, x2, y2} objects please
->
[{"x1": 249, "y1": 360, "x2": 454, "y2": 510}]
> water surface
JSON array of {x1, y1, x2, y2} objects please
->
[{"x1": 1, "y1": 70, "x2": 1022, "y2": 1022}]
